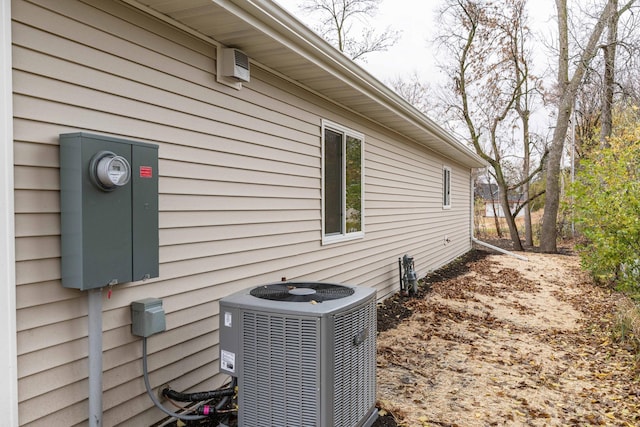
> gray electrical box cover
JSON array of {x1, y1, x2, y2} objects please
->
[
  {"x1": 131, "y1": 298, "x2": 166, "y2": 337},
  {"x1": 60, "y1": 133, "x2": 159, "y2": 290}
]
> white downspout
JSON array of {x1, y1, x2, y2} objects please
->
[
  {"x1": 0, "y1": 0, "x2": 19, "y2": 424},
  {"x1": 472, "y1": 238, "x2": 529, "y2": 262},
  {"x1": 471, "y1": 175, "x2": 528, "y2": 262}
]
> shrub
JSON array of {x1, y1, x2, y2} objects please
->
[{"x1": 570, "y1": 111, "x2": 640, "y2": 296}]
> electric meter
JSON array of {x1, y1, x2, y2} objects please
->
[{"x1": 90, "y1": 151, "x2": 131, "y2": 190}]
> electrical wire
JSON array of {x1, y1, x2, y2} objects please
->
[
  {"x1": 162, "y1": 384, "x2": 235, "y2": 402},
  {"x1": 142, "y1": 337, "x2": 207, "y2": 421}
]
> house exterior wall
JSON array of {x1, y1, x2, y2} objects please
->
[{"x1": 12, "y1": 0, "x2": 474, "y2": 425}]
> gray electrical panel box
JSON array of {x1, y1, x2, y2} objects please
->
[{"x1": 60, "y1": 133, "x2": 159, "y2": 290}]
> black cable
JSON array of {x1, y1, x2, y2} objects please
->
[
  {"x1": 215, "y1": 377, "x2": 237, "y2": 411},
  {"x1": 162, "y1": 385, "x2": 234, "y2": 402}
]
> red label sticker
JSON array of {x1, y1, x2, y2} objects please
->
[{"x1": 139, "y1": 166, "x2": 153, "y2": 178}]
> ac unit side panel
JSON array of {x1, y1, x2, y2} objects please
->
[
  {"x1": 330, "y1": 295, "x2": 378, "y2": 427},
  {"x1": 239, "y1": 310, "x2": 321, "y2": 427},
  {"x1": 218, "y1": 306, "x2": 240, "y2": 377}
]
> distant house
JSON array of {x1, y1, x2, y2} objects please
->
[
  {"x1": 0, "y1": 0, "x2": 485, "y2": 425},
  {"x1": 475, "y1": 182, "x2": 524, "y2": 218}
]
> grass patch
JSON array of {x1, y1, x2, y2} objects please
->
[{"x1": 613, "y1": 298, "x2": 640, "y2": 370}]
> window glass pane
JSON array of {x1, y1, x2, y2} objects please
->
[
  {"x1": 324, "y1": 129, "x2": 343, "y2": 234},
  {"x1": 443, "y1": 168, "x2": 451, "y2": 206},
  {"x1": 345, "y1": 135, "x2": 362, "y2": 232}
]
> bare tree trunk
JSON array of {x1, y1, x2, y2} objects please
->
[
  {"x1": 522, "y1": 118, "x2": 533, "y2": 247},
  {"x1": 491, "y1": 198, "x2": 503, "y2": 238},
  {"x1": 495, "y1": 169, "x2": 524, "y2": 251},
  {"x1": 601, "y1": 0, "x2": 618, "y2": 145},
  {"x1": 500, "y1": 188, "x2": 522, "y2": 249},
  {"x1": 540, "y1": 0, "x2": 618, "y2": 253}
]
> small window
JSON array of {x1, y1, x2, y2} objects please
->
[
  {"x1": 322, "y1": 120, "x2": 364, "y2": 243},
  {"x1": 443, "y1": 166, "x2": 451, "y2": 208}
]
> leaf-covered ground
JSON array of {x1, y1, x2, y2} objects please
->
[{"x1": 375, "y1": 248, "x2": 640, "y2": 427}]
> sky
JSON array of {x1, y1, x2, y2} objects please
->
[{"x1": 273, "y1": 0, "x2": 557, "y2": 86}]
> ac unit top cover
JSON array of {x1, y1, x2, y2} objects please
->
[{"x1": 220, "y1": 281, "x2": 376, "y2": 317}]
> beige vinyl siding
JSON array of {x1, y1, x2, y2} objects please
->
[{"x1": 12, "y1": 0, "x2": 475, "y2": 425}]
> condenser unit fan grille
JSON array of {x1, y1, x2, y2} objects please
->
[{"x1": 250, "y1": 282, "x2": 355, "y2": 303}]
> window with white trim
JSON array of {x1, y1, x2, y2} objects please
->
[
  {"x1": 322, "y1": 120, "x2": 364, "y2": 243},
  {"x1": 443, "y1": 166, "x2": 451, "y2": 208}
]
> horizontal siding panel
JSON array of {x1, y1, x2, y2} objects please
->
[
  {"x1": 15, "y1": 258, "x2": 60, "y2": 285},
  {"x1": 17, "y1": 293, "x2": 87, "y2": 332},
  {"x1": 13, "y1": 139, "x2": 59, "y2": 167},
  {"x1": 160, "y1": 220, "x2": 317, "y2": 245},
  {"x1": 159, "y1": 209, "x2": 319, "y2": 229},
  {"x1": 18, "y1": 308, "x2": 219, "y2": 379},
  {"x1": 14, "y1": 165, "x2": 59, "y2": 190},
  {"x1": 366, "y1": 178, "x2": 434, "y2": 196},
  {"x1": 160, "y1": 230, "x2": 318, "y2": 263},
  {"x1": 19, "y1": 334, "x2": 218, "y2": 422},
  {"x1": 101, "y1": 299, "x2": 219, "y2": 335},
  {"x1": 17, "y1": 0, "x2": 320, "y2": 137},
  {"x1": 160, "y1": 177, "x2": 317, "y2": 199},
  {"x1": 15, "y1": 236, "x2": 59, "y2": 262},
  {"x1": 13, "y1": 91, "x2": 315, "y2": 168},
  {"x1": 23, "y1": 402, "x2": 85, "y2": 427},
  {"x1": 365, "y1": 165, "x2": 434, "y2": 187},
  {"x1": 13, "y1": 67, "x2": 319, "y2": 158},
  {"x1": 103, "y1": 316, "x2": 217, "y2": 373},
  {"x1": 160, "y1": 194, "x2": 317, "y2": 212},
  {"x1": 14, "y1": 190, "x2": 58, "y2": 213},
  {"x1": 18, "y1": 359, "x2": 86, "y2": 401},
  {"x1": 366, "y1": 148, "x2": 439, "y2": 178},
  {"x1": 157, "y1": 137, "x2": 319, "y2": 169},
  {"x1": 16, "y1": 280, "x2": 77, "y2": 310},
  {"x1": 17, "y1": 336, "x2": 86, "y2": 378},
  {"x1": 12, "y1": 7, "x2": 210, "y2": 89},
  {"x1": 160, "y1": 159, "x2": 319, "y2": 187},
  {"x1": 14, "y1": 213, "x2": 59, "y2": 237},
  {"x1": 157, "y1": 242, "x2": 318, "y2": 281},
  {"x1": 18, "y1": 377, "x2": 86, "y2": 425},
  {"x1": 50, "y1": 0, "x2": 214, "y2": 62},
  {"x1": 17, "y1": 314, "x2": 87, "y2": 354}
]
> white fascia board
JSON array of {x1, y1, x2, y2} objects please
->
[{"x1": 0, "y1": 0, "x2": 18, "y2": 425}]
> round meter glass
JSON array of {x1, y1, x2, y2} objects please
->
[{"x1": 96, "y1": 155, "x2": 131, "y2": 188}]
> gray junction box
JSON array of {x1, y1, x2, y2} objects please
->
[{"x1": 59, "y1": 133, "x2": 159, "y2": 290}]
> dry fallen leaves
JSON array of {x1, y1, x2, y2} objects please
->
[{"x1": 376, "y1": 248, "x2": 640, "y2": 427}]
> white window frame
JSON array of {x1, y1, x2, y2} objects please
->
[
  {"x1": 321, "y1": 119, "x2": 365, "y2": 244},
  {"x1": 443, "y1": 166, "x2": 452, "y2": 209}
]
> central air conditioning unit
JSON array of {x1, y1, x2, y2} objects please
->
[{"x1": 219, "y1": 282, "x2": 378, "y2": 427}]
